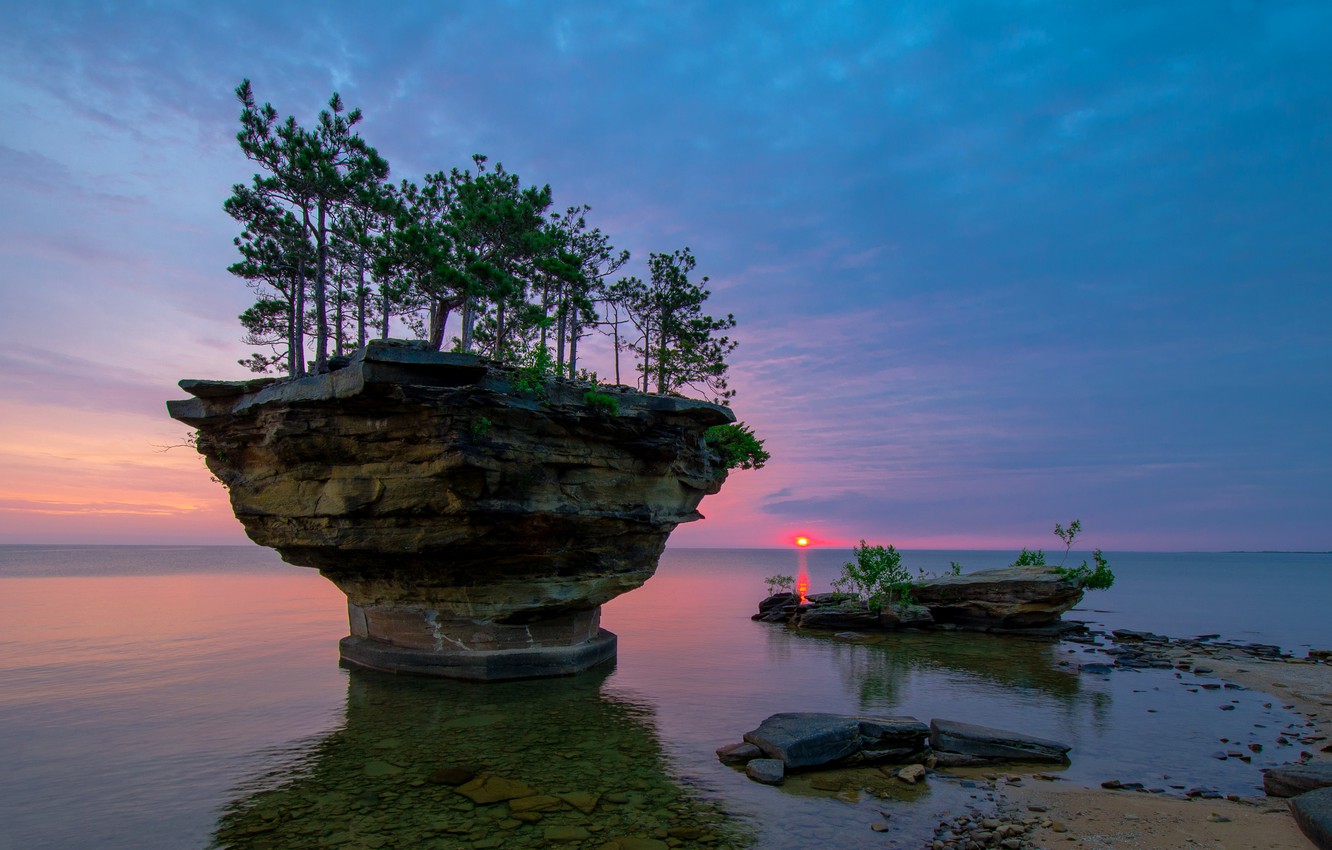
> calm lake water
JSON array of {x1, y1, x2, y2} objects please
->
[{"x1": 0, "y1": 545, "x2": 1327, "y2": 849}]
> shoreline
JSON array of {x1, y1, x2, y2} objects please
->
[{"x1": 979, "y1": 638, "x2": 1331, "y2": 849}]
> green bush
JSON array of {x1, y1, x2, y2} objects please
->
[
  {"x1": 704, "y1": 422, "x2": 769, "y2": 471},
  {"x1": 838, "y1": 540, "x2": 914, "y2": 610},
  {"x1": 763, "y1": 574, "x2": 795, "y2": 596},
  {"x1": 583, "y1": 389, "x2": 620, "y2": 416},
  {"x1": 510, "y1": 346, "x2": 554, "y2": 396},
  {"x1": 1011, "y1": 547, "x2": 1047, "y2": 567},
  {"x1": 1055, "y1": 549, "x2": 1115, "y2": 590}
]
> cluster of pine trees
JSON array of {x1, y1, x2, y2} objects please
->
[{"x1": 225, "y1": 80, "x2": 738, "y2": 403}]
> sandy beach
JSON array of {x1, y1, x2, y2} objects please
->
[{"x1": 1001, "y1": 648, "x2": 1332, "y2": 850}]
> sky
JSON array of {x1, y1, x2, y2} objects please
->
[{"x1": 0, "y1": 1, "x2": 1328, "y2": 551}]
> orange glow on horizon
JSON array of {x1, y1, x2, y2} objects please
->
[{"x1": 794, "y1": 536, "x2": 810, "y2": 547}]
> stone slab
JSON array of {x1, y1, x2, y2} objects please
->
[
  {"x1": 744, "y1": 713, "x2": 862, "y2": 770},
  {"x1": 1290, "y1": 787, "x2": 1332, "y2": 850},
  {"x1": 338, "y1": 629, "x2": 616, "y2": 681},
  {"x1": 745, "y1": 759, "x2": 785, "y2": 785},
  {"x1": 1265, "y1": 763, "x2": 1332, "y2": 798},
  {"x1": 742, "y1": 713, "x2": 929, "y2": 770},
  {"x1": 930, "y1": 718, "x2": 1071, "y2": 763}
]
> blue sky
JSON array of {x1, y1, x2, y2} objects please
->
[{"x1": 0, "y1": 1, "x2": 1328, "y2": 549}]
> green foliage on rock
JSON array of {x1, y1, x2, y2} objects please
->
[
  {"x1": 1055, "y1": 548, "x2": 1115, "y2": 590},
  {"x1": 509, "y1": 346, "x2": 554, "y2": 396},
  {"x1": 837, "y1": 540, "x2": 915, "y2": 610},
  {"x1": 225, "y1": 82, "x2": 747, "y2": 408},
  {"x1": 582, "y1": 389, "x2": 620, "y2": 416},
  {"x1": 703, "y1": 422, "x2": 769, "y2": 471},
  {"x1": 763, "y1": 574, "x2": 795, "y2": 596},
  {"x1": 1010, "y1": 548, "x2": 1047, "y2": 567},
  {"x1": 469, "y1": 417, "x2": 492, "y2": 440},
  {"x1": 1001, "y1": 519, "x2": 1116, "y2": 591}
]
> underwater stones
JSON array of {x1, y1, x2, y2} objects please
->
[
  {"x1": 557, "y1": 791, "x2": 600, "y2": 814},
  {"x1": 361, "y1": 759, "x2": 403, "y2": 777},
  {"x1": 930, "y1": 719, "x2": 1071, "y2": 764},
  {"x1": 597, "y1": 839, "x2": 669, "y2": 850},
  {"x1": 426, "y1": 766, "x2": 477, "y2": 786},
  {"x1": 454, "y1": 774, "x2": 537, "y2": 804},
  {"x1": 168, "y1": 339, "x2": 733, "y2": 680},
  {"x1": 509, "y1": 795, "x2": 564, "y2": 813}
]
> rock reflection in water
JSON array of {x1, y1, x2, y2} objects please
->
[
  {"x1": 783, "y1": 628, "x2": 1074, "y2": 695},
  {"x1": 213, "y1": 668, "x2": 753, "y2": 849}
]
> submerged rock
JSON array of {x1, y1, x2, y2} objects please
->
[
  {"x1": 168, "y1": 339, "x2": 734, "y2": 680},
  {"x1": 930, "y1": 719, "x2": 1071, "y2": 764}
]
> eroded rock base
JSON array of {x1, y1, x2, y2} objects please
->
[{"x1": 339, "y1": 629, "x2": 617, "y2": 681}]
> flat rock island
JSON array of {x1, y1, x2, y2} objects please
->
[{"x1": 168, "y1": 339, "x2": 734, "y2": 680}]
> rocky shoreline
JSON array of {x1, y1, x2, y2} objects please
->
[
  {"x1": 744, "y1": 594, "x2": 1332, "y2": 849},
  {"x1": 754, "y1": 564, "x2": 1090, "y2": 635}
]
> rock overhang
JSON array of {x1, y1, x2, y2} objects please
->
[{"x1": 167, "y1": 339, "x2": 736, "y2": 679}]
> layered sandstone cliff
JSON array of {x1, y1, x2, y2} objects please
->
[{"x1": 168, "y1": 339, "x2": 734, "y2": 679}]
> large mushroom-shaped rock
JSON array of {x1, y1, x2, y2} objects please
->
[
  {"x1": 167, "y1": 340, "x2": 733, "y2": 680},
  {"x1": 911, "y1": 565, "x2": 1084, "y2": 628}
]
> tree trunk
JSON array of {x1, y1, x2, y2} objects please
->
[
  {"x1": 428, "y1": 298, "x2": 448, "y2": 350},
  {"x1": 334, "y1": 273, "x2": 345, "y2": 358},
  {"x1": 294, "y1": 267, "x2": 307, "y2": 376},
  {"x1": 656, "y1": 308, "x2": 668, "y2": 394},
  {"x1": 641, "y1": 323, "x2": 651, "y2": 393},
  {"x1": 286, "y1": 278, "x2": 298, "y2": 377},
  {"x1": 356, "y1": 263, "x2": 367, "y2": 349},
  {"x1": 461, "y1": 301, "x2": 475, "y2": 352},
  {"x1": 555, "y1": 296, "x2": 566, "y2": 377},
  {"x1": 314, "y1": 200, "x2": 329, "y2": 370},
  {"x1": 539, "y1": 278, "x2": 550, "y2": 353},
  {"x1": 569, "y1": 321, "x2": 579, "y2": 376},
  {"x1": 380, "y1": 286, "x2": 390, "y2": 339}
]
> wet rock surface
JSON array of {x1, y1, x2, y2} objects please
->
[
  {"x1": 725, "y1": 713, "x2": 1071, "y2": 783},
  {"x1": 740, "y1": 713, "x2": 930, "y2": 771},
  {"x1": 1264, "y1": 762, "x2": 1332, "y2": 797},
  {"x1": 929, "y1": 720, "x2": 1072, "y2": 765},
  {"x1": 1290, "y1": 787, "x2": 1332, "y2": 849},
  {"x1": 169, "y1": 339, "x2": 734, "y2": 679}
]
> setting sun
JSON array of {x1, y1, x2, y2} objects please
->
[{"x1": 794, "y1": 536, "x2": 810, "y2": 547}]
